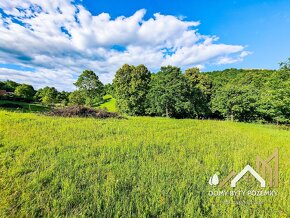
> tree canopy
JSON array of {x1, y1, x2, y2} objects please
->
[
  {"x1": 146, "y1": 66, "x2": 191, "y2": 118},
  {"x1": 35, "y1": 87, "x2": 59, "y2": 105},
  {"x1": 74, "y1": 70, "x2": 104, "y2": 106},
  {"x1": 14, "y1": 84, "x2": 35, "y2": 101},
  {"x1": 113, "y1": 64, "x2": 151, "y2": 115}
]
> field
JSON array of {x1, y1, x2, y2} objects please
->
[
  {"x1": 0, "y1": 100, "x2": 48, "y2": 112},
  {"x1": 0, "y1": 110, "x2": 290, "y2": 217},
  {"x1": 99, "y1": 95, "x2": 117, "y2": 112}
]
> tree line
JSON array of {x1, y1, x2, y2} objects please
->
[
  {"x1": 1, "y1": 58, "x2": 289, "y2": 124},
  {"x1": 0, "y1": 70, "x2": 110, "y2": 106},
  {"x1": 112, "y1": 59, "x2": 290, "y2": 124},
  {"x1": 0, "y1": 80, "x2": 70, "y2": 105}
]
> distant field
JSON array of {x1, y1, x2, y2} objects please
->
[
  {"x1": 99, "y1": 95, "x2": 117, "y2": 112},
  {"x1": 0, "y1": 97, "x2": 117, "y2": 113},
  {"x1": 0, "y1": 110, "x2": 290, "y2": 217},
  {"x1": 0, "y1": 100, "x2": 48, "y2": 112}
]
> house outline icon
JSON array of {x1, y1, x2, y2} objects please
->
[{"x1": 231, "y1": 165, "x2": 266, "y2": 188}]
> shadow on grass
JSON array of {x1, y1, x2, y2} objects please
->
[{"x1": 0, "y1": 100, "x2": 49, "y2": 113}]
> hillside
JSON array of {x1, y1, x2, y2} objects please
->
[
  {"x1": 205, "y1": 68, "x2": 290, "y2": 123},
  {"x1": 0, "y1": 110, "x2": 289, "y2": 217},
  {"x1": 99, "y1": 95, "x2": 117, "y2": 112}
]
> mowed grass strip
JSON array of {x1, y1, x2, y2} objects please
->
[{"x1": 0, "y1": 110, "x2": 289, "y2": 217}]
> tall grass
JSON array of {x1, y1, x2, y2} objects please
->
[{"x1": 0, "y1": 110, "x2": 289, "y2": 217}]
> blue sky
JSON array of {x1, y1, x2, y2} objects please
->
[
  {"x1": 0, "y1": 0, "x2": 289, "y2": 90},
  {"x1": 83, "y1": 0, "x2": 290, "y2": 70}
]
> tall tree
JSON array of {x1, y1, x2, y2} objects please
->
[
  {"x1": 1, "y1": 80, "x2": 20, "y2": 92},
  {"x1": 74, "y1": 70, "x2": 104, "y2": 106},
  {"x1": 68, "y1": 90, "x2": 86, "y2": 105},
  {"x1": 146, "y1": 66, "x2": 191, "y2": 118},
  {"x1": 113, "y1": 64, "x2": 151, "y2": 115},
  {"x1": 113, "y1": 64, "x2": 133, "y2": 113},
  {"x1": 104, "y1": 84, "x2": 113, "y2": 95},
  {"x1": 211, "y1": 84, "x2": 259, "y2": 122},
  {"x1": 56, "y1": 91, "x2": 70, "y2": 105},
  {"x1": 184, "y1": 68, "x2": 211, "y2": 118},
  {"x1": 0, "y1": 81, "x2": 5, "y2": 90},
  {"x1": 14, "y1": 84, "x2": 35, "y2": 101},
  {"x1": 257, "y1": 65, "x2": 290, "y2": 124},
  {"x1": 129, "y1": 65, "x2": 151, "y2": 115},
  {"x1": 35, "y1": 87, "x2": 58, "y2": 105}
]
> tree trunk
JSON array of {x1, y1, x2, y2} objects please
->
[
  {"x1": 230, "y1": 111, "x2": 234, "y2": 122},
  {"x1": 166, "y1": 104, "x2": 169, "y2": 118}
]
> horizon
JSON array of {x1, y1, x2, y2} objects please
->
[{"x1": 0, "y1": 0, "x2": 289, "y2": 91}]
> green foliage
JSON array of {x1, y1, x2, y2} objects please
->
[
  {"x1": 1, "y1": 111, "x2": 290, "y2": 217},
  {"x1": 74, "y1": 70, "x2": 104, "y2": 106},
  {"x1": 0, "y1": 80, "x2": 20, "y2": 92},
  {"x1": 211, "y1": 84, "x2": 259, "y2": 122},
  {"x1": 104, "y1": 83, "x2": 113, "y2": 95},
  {"x1": 113, "y1": 64, "x2": 134, "y2": 113},
  {"x1": 35, "y1": 87, "x2": 58, "y2": 105},
  {"x1": 184, "y1": 68, "x2": 212, "y2": 118},
  {"x1": 14, "y1": 84, "x2": 35, "y2": 101},
  {"x1": 257, "y1": 70, "x2": 290, "y2": 124},
  {"x1": 209, "y1": 68, "x2": 290, "y2": 124},
  {"x1": 68, "y1": 90, "x2": 86, "y2": 105},
  {"x1": 0, "y1": 81, "x2": 5, "y2": 90},
  {"x1": 146, "y1": 66, "x2": 191, "y2": 118},
  {"x1": 56, "y1": 91, "x2": 70, "y2": 106},
  {"x1": 113, "y1": 64, "x2": 151, "y2": 115}
]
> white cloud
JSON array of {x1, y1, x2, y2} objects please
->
[
  {"x1": 0, "y1": 0, "x2": 250, "y2": 90},
  {"x1": 0, "y1": 68, "x2": 74, "y2": 90},
  {"x1": 216, "y1": 50, "x2": 252, "y2": 65}
]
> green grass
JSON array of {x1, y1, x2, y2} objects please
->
[
  {"x1": 0, "y1": 100, "x2": 48, "y2": 112},
  {"x1": 99, "y1": 95, "x2": 117, "y2": 112},
  {"x1": 0, "y1": 110, "x2": 290, "y2": 217}
]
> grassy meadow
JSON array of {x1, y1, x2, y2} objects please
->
[
  {"x1": 0, "y1": 110, "x2": 290, "y2": 217},
  {"x1": 99, "y1": 95, "x2": 117, "y2": 112}
]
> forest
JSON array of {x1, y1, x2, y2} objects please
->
[{"x1": 1, "y1": 58, "x2": 289, "y2": 124}]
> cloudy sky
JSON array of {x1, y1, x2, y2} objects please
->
[{"x1": 0, "y1": 0, "x2": 289, "y2": 90}]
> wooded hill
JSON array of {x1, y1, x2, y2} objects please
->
[
  {"x1": 207, "y1": 68, "x2": 289, "y2": 123},
  {"x1": 113, "y1": 60, "x2": 290, "y2": 124}
]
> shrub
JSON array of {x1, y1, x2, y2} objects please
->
[{"x1": 47, "y1": 106, "x2": 121, "y2": 118}]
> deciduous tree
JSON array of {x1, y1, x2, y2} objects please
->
[
  {"x1": 113, "y1": 64, "x2": 151, "y2": 115},
  {"x1": 14, "y1": 84, "x2": 35, "y2": 101},
  {"x1": 74, "y1": 70, "x2": 104, "y2": 106},
  {"x1": 146, "y1": 66, "x2": 191, "y2": 118}
]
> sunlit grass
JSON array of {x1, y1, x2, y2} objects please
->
[
  {"x1": 99, "y1": 95, "x2": 117, "y2": 112},
  {"x1": 0, "y1": 110, "x2": 289, "y2": 217}
]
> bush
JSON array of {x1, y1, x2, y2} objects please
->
[{"x1": 47, "y1": 106, "x2": 121, "y2": 118}]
